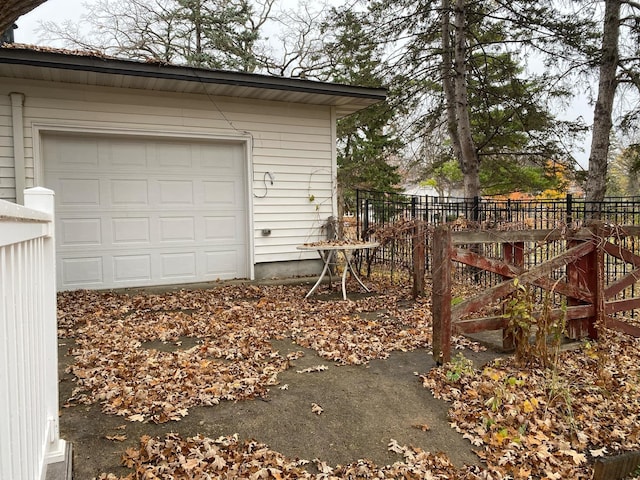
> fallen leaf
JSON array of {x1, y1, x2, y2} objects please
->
[
  {"x1": 413, "y1": 423, "x2": 431, "y2": 431},
  {"x1": 388, "y1": 439, "x2": 404, "y2": 454},
  {"x1": 590, "y1": 447, "x2": 608, "y2": 457},
  {"x1": 297, "y1": 365, "x2": 329, "y2": 374},
  {"x1": 522, "y1": 399, "x2": 535, "y2": 413},
  {"x1": 560, "y1": 448, "x2": 587, "y2": 465},
  {"x1": 182, "y1": 457, "x2": 200, "y2": 470}
]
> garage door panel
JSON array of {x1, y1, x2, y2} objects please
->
[
  {"x1": 161, "y1": 252, "x2": 197, "y2": 279},
  {"x1": 113, "y1": 255, "x2": 152, "y2": 282},
  {"x1": 59, "y1": 179, "x2": 101, "y2": 206},
  {"x1": 59, "y1": 218, "x2": 102, "y2": 246},
  {"x1": 156, "y1": 142, "x2": 194, "y2": 168},
  {"x1": 112, "y1": 217, "x2": 151, "y2": 244},
  {"x1": 204, "y1": 250, "x2": 243, "y2": 277},
  {"x1": 159, "y1": 217, "x2": 196, "y2": 243},
  {"x1": 47, "y1": 136, "x2": 100, "y2": 168},
  {"x1": 110, "y1": 179, "x2": 150, "y2": 206},
  {"x1": 203, "y1": 180, "x2": 241, "y2": 205},
  {"x1": 158, "y1": 180, "x2": 194, "y2": 205},
  {"x1": 199, "y1": 143, "x2": 243, "y2": 172},
  {"x1": 107, "y1": 140, "x2": 148, "y2": 168},
  {"x1": 204, "y1": 216, "x2": 239, "y2": 242},
  {"x1": 44, "y1": 133, "x2": 248, "y2": 290},
  {"x1": 61, "y1": 256, "x2": 104, "y2": 286}
]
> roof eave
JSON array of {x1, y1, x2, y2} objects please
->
[{"x1": 0, "y1": 47, "x2": 387, "y2": 116}]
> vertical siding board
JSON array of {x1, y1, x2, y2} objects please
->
[{"x1": 0, "y1": 97, "x2": 14, "y2": 202}]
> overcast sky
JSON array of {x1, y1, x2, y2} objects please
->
[
  {"x1": 14, "y1": 0, "x2": 85, "y2": 44},
  {"x1": 13, "y1": 0, "x2": 594, "y2": 168}
]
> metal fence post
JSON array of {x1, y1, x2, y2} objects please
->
[
  {"x1": 356, "y1": 189, "x2": 361, "y2": 240},
  {"x1": 363, "y1": 199, "x2": 370, "y2": 241},
  {"x1": 425, "y1": 196, "x2": 431, "y2": 271},
  {"x1": 412, "y1": 221, "x2": 426, "y2": 298},
  {"x1": 473, "y1": 195, "x2": 480, "y2": 223}
]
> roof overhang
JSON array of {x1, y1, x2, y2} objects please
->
[{"x1": 0, "y1": 46, "x2": 387, "y2": 118}]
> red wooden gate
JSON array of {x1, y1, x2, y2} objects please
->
[{"x1": 432, "y1": 223, "x2": 640, "y2": 364}]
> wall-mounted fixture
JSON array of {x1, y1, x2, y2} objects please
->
[
  {"x1": 254, "y1": 172, "x2": 275, "y2": 198},
  {"x1": 261, "y1": 229, "x2": 272, "y2": 236}
]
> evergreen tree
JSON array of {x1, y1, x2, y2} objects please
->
[
  {"x1": 360, "y1": 0, "x2": 587, "y2": 198},
  {"x1": 176, "y1": 0, "x2": 261, "y2": 71},
  {"x1": 322, "y1": 9, "x2": 404, "y2": 214},
  {"x1": 608, "y1": 143, "x2": 640, "y2": 196}
]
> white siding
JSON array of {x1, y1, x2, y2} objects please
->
[
  {"x1": 0, "y1": 79, "x2": 335, "y2": 269},
  {"x1": 0, "y1": 95, "x2": 14, "y2": 201}
]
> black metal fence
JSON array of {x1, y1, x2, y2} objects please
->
[
  {"x1": 356, "y1": 190, "x2": 640, "y2": 235},
  {"x1": 355, "y1": 190, "x2": 640, "y2": 316}
]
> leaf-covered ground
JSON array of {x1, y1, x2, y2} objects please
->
[
  {"x1": 98, "y1": 433, "x2": 493, "y2": 480},
  {"x1": 423, "y1": 330, "x2": 640, "y2": 479},
  {"x1": 58, "y1": 280, "x2": 457, "y2": 423},
  {"x1": 58, "y1": 279, "x2": 640, "y2": 479}
]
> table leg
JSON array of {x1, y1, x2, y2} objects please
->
[
  {"x1": 321, "y1": 249, "x2": 333, "y2": 287},
  {"x1": 341, "y1": 250, "x2": 349, "y2": 300},
  {"x1": 344, "y1": 250, "x2": 370, "y2": 293},
  {"x1": 305, "y1": 249, "x2": 335, "y2": 298}
]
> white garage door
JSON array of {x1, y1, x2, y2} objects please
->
[{"x1": 43, "y1": 133, "x2": 249, "y2": 290}]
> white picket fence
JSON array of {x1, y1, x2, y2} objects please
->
[{"x1": 0, "y1": 188, "x2": 66, "y2": 480}]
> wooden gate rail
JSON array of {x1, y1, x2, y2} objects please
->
[{"x1": 432, "y1": 224, "x2": 640, "y2": 364}]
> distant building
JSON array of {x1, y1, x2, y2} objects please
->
[{"x1": 403, "y1": 183, "x2": 464, "y2": 200}]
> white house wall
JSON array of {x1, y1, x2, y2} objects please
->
[
  {"x1": 0, "y1": 79, "x2": 336, "y2": 272},
  {"x1": 0, "y1": 93, "x2": 14, "y2": 200}
]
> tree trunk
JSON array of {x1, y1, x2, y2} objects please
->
[
  {"x1": 441, "y1": 0, "x2": 463, "y2": 167},
  {"x1": 442, "y1": 0, "x2": 481, "y2": 200},
  {"x1": 453, "y1": 0, "x2": 481, "y2": 200},
  {"x1": 0, "y1": 0, "x2": 47, "y2": 34},
  {"x1": 195, "y1": 1, "x2": 202, "y2": 65},
  {"x1": 585, "y1": 0, "x2": 620, "y2": 208}
]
